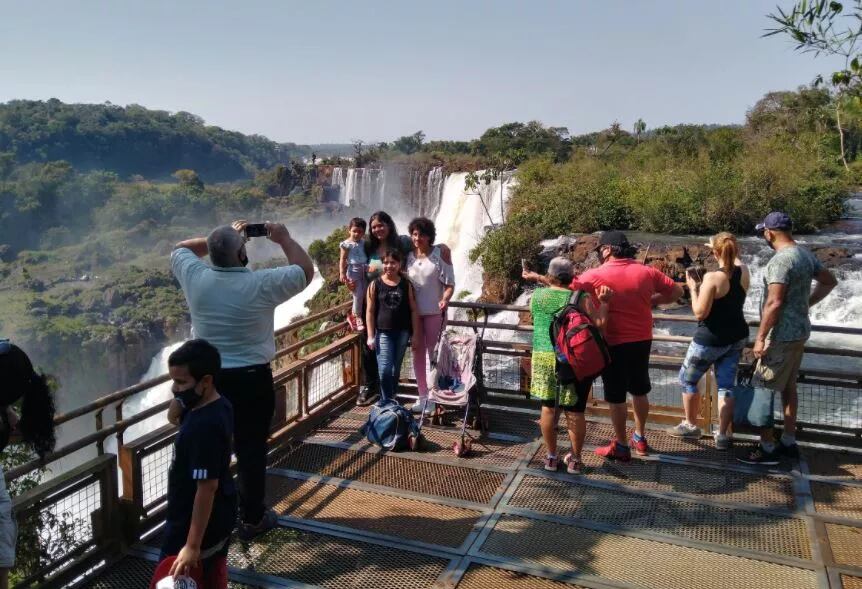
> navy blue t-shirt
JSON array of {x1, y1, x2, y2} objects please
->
[{"x1": 162, "y1": 395, "x2": 237, "y2": 555}]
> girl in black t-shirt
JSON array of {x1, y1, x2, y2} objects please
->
[{"x1": 365, "y1": 249, "x2": 421, "y2": 405}]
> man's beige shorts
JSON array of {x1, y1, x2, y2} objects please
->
[{"x1": 755, "y1": 339, "x2": 805, "y2": 393}]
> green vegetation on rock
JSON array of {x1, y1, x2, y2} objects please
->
[{"x1": 470, "y1": 86, "x2": 852, "y2": 283}]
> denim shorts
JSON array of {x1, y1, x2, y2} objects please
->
[
  {"x1": 0, "y1": 476, "x2": 17, "y2": 568},
  {"x1": 678, "y1": 339, "x2": 746, "y2": 398}
]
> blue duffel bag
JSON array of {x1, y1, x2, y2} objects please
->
[
  {"x1": 361, "y1": 400, "x2": 420, "y2": 452},
  {"x1": 732, "y1": 363, "x2": 775, "y2": 428}
]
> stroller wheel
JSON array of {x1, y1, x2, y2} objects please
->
[
  {"x1": 431, "y1": 412, "x2": 441, "y2": 426},
  {"x1": 408, "y1": 434, "x2": 423, "y2": 451}
]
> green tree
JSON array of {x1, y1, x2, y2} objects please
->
[
  {"x1": 392, "y1": 131, "x2": 425, "y2": 154},
  {"x1": 766, "y1": 0, "x2": 862, "y2": 169},
  {"x1": 634, "y1": 118, "x2": 647, "y2": 143}
]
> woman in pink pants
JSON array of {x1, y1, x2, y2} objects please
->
[{"x1": 406, "y1": 217, "x2": 455, "y2": 415}]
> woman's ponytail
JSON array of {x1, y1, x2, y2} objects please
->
[{"x1": 20, "y1": 371, "x2": 56, "y2": 460}]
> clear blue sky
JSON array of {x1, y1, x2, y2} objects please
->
[{"x1": 0, "y1": 1, "x2": 844, "y2": 144}]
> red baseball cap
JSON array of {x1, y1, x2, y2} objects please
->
[{"x1": 150, "y1": 555, "x2": 205, "y2": 589}]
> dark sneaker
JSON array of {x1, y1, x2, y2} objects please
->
[
  {"x1": 737, "y1": 445, "x2": 780, "y2": 466},
  {"x1": 356, "y1": 385, "x2": 378, "y2": 407},
  {"x1": 777, "y1": 442, "x2": 800, "y2": 460},
  {"x1": 542, "y1": 455, "x2": 559, "y2": 472},
  {"x1": 595, "y1": 439, "x2": 632, "y2": 462},
  {"x1": 238, "y1": 508, "x2": 278, "y2": 542},
  {"x1": 563, "y1": 452, "x2": 583, "y2": 474},
  {"x1": 630, "y1": 434, "x2": 650, "y2": 456}
]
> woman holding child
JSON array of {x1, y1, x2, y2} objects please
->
[
  {"x1": 405, "y1": 217, "x2": 455, "y2": 415},
  {"x1": 345, "y1": 211, "x2": 413, "y2": 406}
]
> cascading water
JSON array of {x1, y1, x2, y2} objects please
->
[
  {"x1": 330, "y1": 165, "x2": 446, "y2": 219},
  {"x1": 331, "y1": 167, "x2": 347, "y2": 206},
  {"x1": 434, "y1": 170, "x2": 515, "y2": 300}
]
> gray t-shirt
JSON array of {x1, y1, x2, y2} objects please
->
[{"x1": 761, "y1": 245, "x2": 824, "y2": 342}]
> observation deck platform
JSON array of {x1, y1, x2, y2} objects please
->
[{"x1": 77, "y1": 401, "x2": 862, "y2": 589}]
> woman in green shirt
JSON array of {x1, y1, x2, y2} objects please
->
[{"x1": 526, "y1": 258, "x2": 611, "y2": 474}]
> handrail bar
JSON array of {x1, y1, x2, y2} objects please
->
[
  {"x1": 6, "y1": 399, "x2": 171, "y2": 482},
  {"x1": 54, "y1": 374, "x2": 171, "y2": 426},
  {"x1": 448, "y1": 300, "x2": 862, "y2": 336},
  {"x1": 273, "y1": 301, "x2": 350, "y2": 337}
]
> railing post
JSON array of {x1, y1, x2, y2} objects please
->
[
  {"x1": 300, "y1": 364, "x2": 309, "y2": 417},
  {"x1": 95, "y1": 410, "x2": 104, "y2": 455}
]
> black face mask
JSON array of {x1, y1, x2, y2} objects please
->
[{"x1": 173, "y1": 381, "x2": 202, "y2": 410}]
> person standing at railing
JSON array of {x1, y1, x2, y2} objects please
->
[
  {"x1": 668, "y1": 232, "x2": 749, "y2": 449},
  {"x1": 405, "y1": 217, "x2": 455, "y2": 416},
  {"x1": 577, "y1": 231, "x2": 684, "y2": 461},
  {"x1": 738, "y1": 212, "x2": 838, "y2": 466},
  {"x1": 339, "y1": 217, "x2": 369, "y2": 331},
  {"x1": 345, "y1": 211, "x2": 413, "y2": 406},
  {"x1": 153, "y1": 339, "x2": 236, "y2": 589},
  {"x1": 0, "y1": 340, "x2": 56, "y2": 589},
  {"x1": 172, "y1": 221, "x2": 313, "y2": 541},
  {"x1": 524, "y1": 259, "x2": 611, "y2": 474}
]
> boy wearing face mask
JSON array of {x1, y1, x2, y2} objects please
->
[{"x1": 157, "y1": 339, "x2": 236, "y2": 588}]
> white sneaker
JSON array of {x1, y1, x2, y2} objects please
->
[
  {"x1": 714, "y1": 433, "x2": 732, "y2": 450},
  {"x1": 410, "y1": 399, "x2": 434, "y2": 415},
  {"x1": 666, "y1": 421, "x2": 702, "y2": 439}
]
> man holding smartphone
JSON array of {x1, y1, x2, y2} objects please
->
[{"x1": 171, "y1": 220, "x2": 314, "y2": 540}]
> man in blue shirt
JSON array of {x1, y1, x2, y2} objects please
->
[
  {"x1": 159, "y1": 339, "x2": 235, "y2": 587},
  {"x1": 172, "y1": 221, "x2": 313, "y2": 539}
]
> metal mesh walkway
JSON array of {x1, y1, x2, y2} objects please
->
[{"x1": 78, "y1": 404, "x2": 862, "y2": 588}]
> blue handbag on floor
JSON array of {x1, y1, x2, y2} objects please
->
[{"x1": 732, "y1": 362, "x2": 775, "y2": 428}]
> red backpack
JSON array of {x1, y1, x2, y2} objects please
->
[{"x1": 549, "y1": 291, "x2": 611, "y2": 382}]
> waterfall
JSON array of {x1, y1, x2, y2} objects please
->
[
  {"x1": 423, "y1": 167, "x2": 444, "y2": 219},
  {"x1": 434, "y1": 170, "x2": 515, "y2": 299},
  {"x1": 331, "y1": 167, "x2": 347, "y2": 206}
]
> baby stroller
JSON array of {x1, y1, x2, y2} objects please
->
[{"x1": 419, "y1": 330, "x2": 486, "y2": 457}]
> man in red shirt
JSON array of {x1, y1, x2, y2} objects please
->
[{"x1": 574, "y1": 231, "x2": 683, "y2": 460}]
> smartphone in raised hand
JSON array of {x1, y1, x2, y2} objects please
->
[{"x1": 245, "y1": 223, "x2": 268, "y2": 238}]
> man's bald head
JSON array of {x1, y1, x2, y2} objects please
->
[{"x1": 207, "y1": 225, "x2": 245, "y2": 267}]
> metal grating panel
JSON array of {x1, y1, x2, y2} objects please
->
[
  {"x1": 529, "y1": 445, "x2": 795, "y2": 508},
  {"x1": 480, "y1": 515, "x2": 818, "y2": 589},
  {"x1": 805, "y1": 449, "x2": 862, "y2": 481},
  {"x1": 75, "y1": 557, "x2": 256, "y2": 588},
  {"x1": 456, "y1": 564, "x2": 588, "y2": 588},
  {"x1": 266, "y1": 475, "x2": 482, "y2": 547},
  {"x1": 308, "y1": 415, "x2": 529, "y2": 468},
  {"x1": 272, "y1": 443, "x2": 506, "y2": 504},
  {"x1": 826, "y1": 523, "x2": 862, "y2": 566},
  {"x1": 812, "y1": 481, "x2": 862, "y2": 521},
  {"x1": 229, "y1": 526, "x2": 448, "y2": 588},
  {"x1": 508, "y1": 475, "x2": 811, "y2": 559},
  {"x1": 843, "y1": 575, "x2": 862, "y2": 589},
  {"x1": 141, "y1": 443, "x2": 172, "y2": 507},
  {"x1": 76, "y1": 557, "x2": 155, "y2": 588}
]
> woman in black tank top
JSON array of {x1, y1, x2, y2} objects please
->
[
  {"x1": 669, "y1": 233, "x2": 750, "y2": 449},
  {"x1": 365, "y1": 249, "x2": 420, "y2": 405}
]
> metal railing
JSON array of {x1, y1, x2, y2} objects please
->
[
  {"x1": 10, "y1": 296, "x2": 862, "y2": 586},
  {"x1": 6, "y1": 300, "x2": 357, "y2": 588},
  {"x1": 447, "y1": 300, "x2": 862, "y2": 444}
]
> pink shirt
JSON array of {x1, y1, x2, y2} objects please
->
[{"x1": 573, "y1": 259, "x2": 676, "y2": 346}]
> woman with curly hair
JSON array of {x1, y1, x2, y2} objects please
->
[{"x1": 0, "y1": 340, "x2": 57, "y2": 588}]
